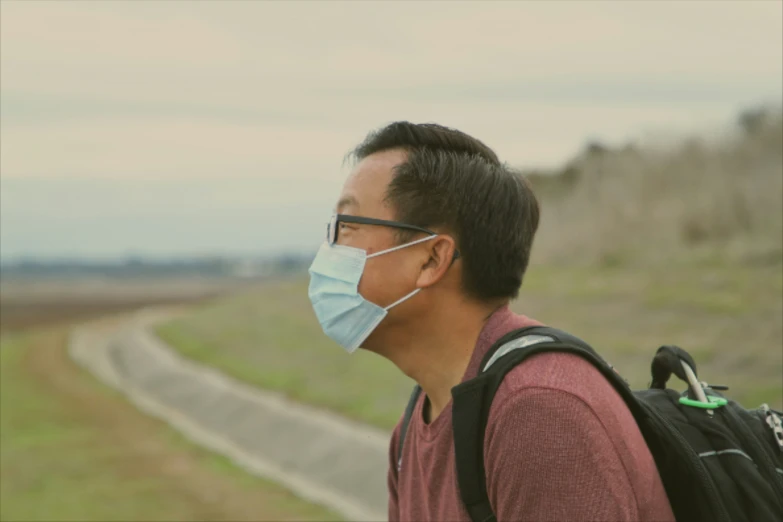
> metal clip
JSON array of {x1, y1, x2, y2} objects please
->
[
  {"x1": 680, "y1": 361, "x2": 715, "y2": 416},
  {"x1": 700, "y1": 380, "x2": 729, "y2": 391}
]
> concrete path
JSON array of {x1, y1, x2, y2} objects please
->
[{"x1": 69, "y1": 308, "x2": 389, "y2": 522}]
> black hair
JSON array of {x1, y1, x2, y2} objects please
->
[{"x1": 349, "y1": 121, "x2": 540, "y2": 301}]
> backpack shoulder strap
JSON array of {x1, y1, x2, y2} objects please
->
[
  {"x1": 450, "y1": 325, "x2": 641, "y2": 522},
  {"x1": 397, "y1": 384, "x2": 422, "y2": 472}
]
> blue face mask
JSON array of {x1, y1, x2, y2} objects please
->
[{"x1": 307, "y1": 235, "x2": 437, "y2": 353}]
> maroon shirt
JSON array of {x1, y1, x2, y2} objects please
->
[{"x1": 387, "y1": 305, "x2": 675, "y2": 522}]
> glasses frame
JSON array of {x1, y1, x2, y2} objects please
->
[{"x1": 327, "y1": 213, "x2": 460, "y2": 259}]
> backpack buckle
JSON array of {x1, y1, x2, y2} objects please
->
[{"x1": 761, "y1": 404, "x2": 783, "y2": 451}]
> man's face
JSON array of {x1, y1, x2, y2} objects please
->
[{"x1": 334, "y1": 149, "x2": 432, "y2": 341}]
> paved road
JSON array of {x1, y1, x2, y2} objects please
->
[{"x1": 69, "y1": 308, "x2": 389, "y2": 522}]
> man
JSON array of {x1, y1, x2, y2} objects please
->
[{"x1": 307, "y1": 122, "x2": 675, "y2": 521}]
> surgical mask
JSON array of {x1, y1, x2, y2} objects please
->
[{"x1": 308, "y1": 235, "x2": 436, "y2": 353}]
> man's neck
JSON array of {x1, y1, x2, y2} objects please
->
[{"x1": 380, "y1": 298, "x2": 505, "y2": 424}]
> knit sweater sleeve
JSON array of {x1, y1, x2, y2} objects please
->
[{"x1": 484, "y1": 386, "x2": 640, "y2": 522}]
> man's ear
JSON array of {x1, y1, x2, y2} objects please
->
[{"x1": 416, "y1": 235, "x2": 458, "y2": 289}]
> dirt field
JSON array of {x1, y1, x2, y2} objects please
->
[
  {"x1": 0, "y1": 280, "x2": 340, "y2": 522},
  {"x1": 0, "y1": 278, "x2": 238, "y2": 333}
]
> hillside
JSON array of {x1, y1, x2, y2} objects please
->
[{"x1": 526, "y1": 106, "x2": 782, "y2": 267}]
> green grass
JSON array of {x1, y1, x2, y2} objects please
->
[
  {"x1": 157, "y1": 260, "x2": 783, "y2": 431},
  {"x1": 0, "y1": 330, "x2": 342, "y2": 522},
  {"x1": 157, "y1": 280, "x2": 414, "y2": 429}
]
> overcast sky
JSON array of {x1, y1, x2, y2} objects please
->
[{"x1": 1, "y1": 1, "x2": 781, "y2": 260}]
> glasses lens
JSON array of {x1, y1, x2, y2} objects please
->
[{"x1": 327, "y1": 215, "x2": 337, "y2": 245}]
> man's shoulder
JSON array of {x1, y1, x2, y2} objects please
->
[
  {"x1": 479, "y1": 352, "x2": 673, "y2": 522},
  {"x1": 488, "y1": 350, "x2": 632, "y2": 425},
  {"x1": 482, "y1": 350, "x2": 648, "y2": 477}
]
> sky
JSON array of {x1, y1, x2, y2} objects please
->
[{"x1": 1, "y1": 1, "x2": 781, "y2": 261}]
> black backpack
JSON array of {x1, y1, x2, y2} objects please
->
[{"x1": 397, "y1": 326, "x2": 783, "y2": 522}]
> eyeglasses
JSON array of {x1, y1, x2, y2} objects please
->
[{"x1": 326, "y1": 213, "x2": 460, "y2": 259}]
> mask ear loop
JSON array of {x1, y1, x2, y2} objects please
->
[
  {"x1": 384, "y1": 288, "x2": 421, "y2": 311},
  {"x1": 370, "y1": 234, "x2": 443, "y2": 310},
  {"x1": 367, "y1": 234, "x2": 437, "y2": 259},
  {"x1": 367, "y1": 235, "x2": 437, "y2": 311}
]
